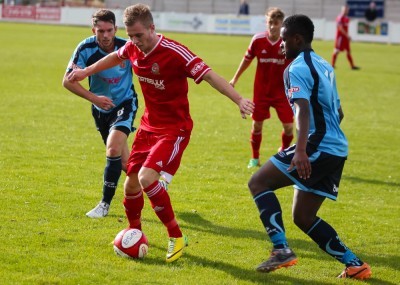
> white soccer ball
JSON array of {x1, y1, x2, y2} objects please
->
[{"x1": 113, "y1": 228, "x2": 149, "y2": 259}]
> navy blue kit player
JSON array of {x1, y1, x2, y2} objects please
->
[
  {"x1": 63, "y1": 9, "x2": 138, "y2": 218},
  {"x1": 247, "y1": 14, "x2": 371, "y2": 279}
]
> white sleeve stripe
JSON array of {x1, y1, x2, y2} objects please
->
[
  {"x1": 160, "y1": 42, "x2": 192, "y2": 62},
  {"x1": 194, "y1": 68, "x2": 211, "y2": 83},
  {"x1": 167, "y1": 136, "x2": 185, "y2": 165},
  {"x1": 162, "y1": 38, "x2": 193, "y2": 58},
  {"x1": 186, "y1": 56, "x2": 198, "y2": 67},
  {"x1": 160, "y1": 40, "x2": 194, "y2": 62},
  {"x1": 248, "y1": 32, "x2": 265, "y2": 49}
]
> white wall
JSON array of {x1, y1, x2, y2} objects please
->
[
  {"x1": 1, "y1": 5, "x2": 399, "y2": 44},
  {"x1": 105, "y1": 0, "x2": 399, "y2": 22}
]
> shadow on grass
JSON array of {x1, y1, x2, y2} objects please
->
[
  {"x1": 342, "y1": 175, "x2": 400, "y2": 187},
  {"x1": 107, "y1": 211, "x2": 399, "y2": 281},
  {"x1": 177, "y1": 211, "x2": 267, "y2": 241},
  {"x1": 142, "y1": 244, "x2": 397, "y2": 285},
  {"x1": 176, "y1": 211, "x2": 400, "y2": 283},
  {"x1": 144, "y1": 244, "x2": 330, "y2": 285}
]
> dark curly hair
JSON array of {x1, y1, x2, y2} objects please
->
[
  {"x1": 282, "y1": 14, "x2": 314, "y2": 43},
  {"x1": 92, "y1": 9, "x2": 116, "y2": 27}
]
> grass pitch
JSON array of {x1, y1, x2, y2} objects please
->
[{"x1": 0, "y1": 22, "x2": 399, "y2": 284}]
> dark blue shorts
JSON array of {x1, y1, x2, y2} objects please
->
[
  {"x1": 270, "y1": 144, "x2": 347, "y2": 200},
  {"x1": 92, "y1": 98, "x2": 138, "y2": 144}
]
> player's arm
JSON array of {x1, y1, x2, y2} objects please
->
[
  {"x1": 229, "y1": 58, "x2": 252, "y2": 87},
  {"x1": 202, "y1": 70, "x2": 254, "y2": 119},
  {"x1": 337, "y1": 23, "x2": 350, "y2": 39},
  {"x1": 67, "y1": 51, "x2": 123, "y2": 82},
  {"x1": 62, "y1": 72, "x2": 115, "y2": 110},
  {"x1": 288, "y1": 98, "x2": 311, "y2": 179}
]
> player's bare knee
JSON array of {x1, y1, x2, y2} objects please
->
[
  {"x1": 292, "y1": 211, "x2": 314, "y2": 232},
  {"x1": 124, "y1": 179, "x2": 141, "y2": 195},
  {"x1": 106, "y1": 145, "x2": 122, "y2": 157},
  {"x1": 138, "y1": 174, "x2": 154, "y2": 189},
  {"x1": 248, "y1": 176, "x2": 263, "y2": 196}
]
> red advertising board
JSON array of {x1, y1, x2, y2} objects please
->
[
  {"x1": 36, "y1": 7, "x2": 61, "y2": 21},
  {"x1": 2, "y1": 5, "x2": 36, "y2": 19},
  {"x1": 2, "y1": 5, "x2": 60, "y2": 21}
]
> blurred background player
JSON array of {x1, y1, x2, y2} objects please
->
[
  {"x1": 67, "y1": 4, "x2": 254, "y2": 262},
  {"x1": 63, "y1": 9, "x2": 138, "y2": 218},
  {"x1": 238, "y1": 0, "x2": 249, "y2": 16},
  {"x1": 365, "y1": 1, "x2": 377, "y2": 22},
  {"x1": 248, "y1": 14, "x2": 371, "y2": 280},
  {"x1": 332, "y1": 5, "x2": 360, "y2": 70},
  {"x1": 230, "y1": 7, "x2": 293, "y2": 169}
]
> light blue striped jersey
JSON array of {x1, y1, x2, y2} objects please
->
[
  {"x1": 283, "y1": 49, "x2": 348, "y2": 157},
  {"x1": 66, "y1": 36, "x2": 136, "y2": 113}
]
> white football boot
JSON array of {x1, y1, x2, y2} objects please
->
[{"x1": 86, "y1": 201, "x2": 110, "y2": 218}]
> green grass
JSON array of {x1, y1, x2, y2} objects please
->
[{"x1": 0, "y1": 22, "x2": 399, "y2": 284}]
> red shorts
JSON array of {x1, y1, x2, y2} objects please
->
[
  {"x1": 126, "y1": 129, "x2": 190, "y2": 183},
  {"x1": 335, "y1": 36, "x2": 350, "y2": 52},
  {"x1": 252, "y1": 97, "x2": 293, "y2": 123}
]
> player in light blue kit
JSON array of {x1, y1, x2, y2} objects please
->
[
  {"x1": 247, "y1": 14, "x2": 371, "y2": 279},
  {"x1": 63, "y1": 9, "x2": 138, "y2": 218}
]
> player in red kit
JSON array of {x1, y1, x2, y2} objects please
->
[
  {"x1": 230, "y1": 7, "x2": 294, "y2": 168},
  {"x1": 332, "y1": 5, "x2": 360, "y2": 70},
  {"x1": 67, "y1": 3, "x2": 254, "y2": 263}
]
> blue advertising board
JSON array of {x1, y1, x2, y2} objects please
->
[{"x1": 346, "y1": 0, "x2": 384, "y2": 18}]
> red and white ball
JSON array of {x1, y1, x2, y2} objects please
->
[{"x1": 113, "y1": 228, "x2": 149, "y2": 259}]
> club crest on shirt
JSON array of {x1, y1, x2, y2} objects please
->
[
  {"x1": 119, "y1": 61, "x2": 126, "y2": 69},
  {"x1": 151, "y1": 63, "x2": 160, "y2": 75}
]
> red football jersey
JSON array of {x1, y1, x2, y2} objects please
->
[
  {"x1": 117, "y1": 35, "x2": 211, "y2": 135},
  {"x1": 334, "y1": 14, "x2": 350, "y2": 51},
  {"x1": 244, "y1": 32, "x2": 290, "y2": 103},
  {"x1": 336, "y1": 14, "x2": 349, "y2": 38}
]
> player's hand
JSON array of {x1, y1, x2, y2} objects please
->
[
  {"x1": 239, "y1": 98, "x2": 254, "y2": 119},
  {"x1": 67, "y1": 68, "x2": 89, "y2": 82},
  {"x1": 287, "y1": 150, "x2": 311, "y2": 179},
  {"x1": 93, "y1": 96, "x2": 115, "y2": 111}
]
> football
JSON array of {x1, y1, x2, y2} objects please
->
[{"x1": 113, "y1": 228, "x2": 149, "y2": 259}]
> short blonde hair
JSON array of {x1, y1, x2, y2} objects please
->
[
  {"x1": 123, "y1": 4, "x2": 153, "y2": 27},
  {"x1": 266, "y1": 7, "x2": 285, "y2": 21}
]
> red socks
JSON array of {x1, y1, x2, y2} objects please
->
[
  {"x1": 124, "y1": 181, "x2": 182, "y2": 237},
  {"x1": 123, "y1": 191, "x2": 144, "y2": 230},
  {"x1": 251, "y1": 131, "x2": 293, "y2": 156},
  {"x1": 250, "y1": 131, "x2": 262, "y2": 159},
  {"x1": 346, "y1": 53, "x2": 355, "y2": 68},
  {"x1": 281, "y1": 131, "x2": 294, "y2": 150},
  {"x1": 143, "y1": 181, "x2": 182, "y2": 238}
]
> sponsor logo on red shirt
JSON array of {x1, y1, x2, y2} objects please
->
[
  {"x1": 190, "y1": 62, "x2": 206, "y2": 76},
  {"x1": 259, "y1": 58, "x2": 285, "y2": 65},
  {"x1": 137, "y1": 76, "x2": 165, "y2": 90}
]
